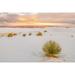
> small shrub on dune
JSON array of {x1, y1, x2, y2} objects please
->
[
  {"x1": 36, "y1": 32, "x2": 43, "y2": 36},
  {"x1": 71, "y1": 35, "x2": 74, "y2": 38},
  {"x1": 43, "y1": 40, "x2": 61, "y2": 58},
  {"x1": 7, "y1": 33, "x2": 17, "y2": 37},
  {"x1": 22, "y1": 34, "x2": 26, "y2": 37},
  {"x1": 44, "y1": 30, "x2": 47, "y2": 33},
  {"x1": 29, "y1": 33, "x2": 32, "y2": 36}
]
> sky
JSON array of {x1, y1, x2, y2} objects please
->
[
  {"x1": 0, "y1": 0, "x2": 75, "y2": 26},
  {"x1": 0, "y1": 0, "x2": 75, "y2": 12},
  {"x1": 0, "y1": 13, "x2": 75, "y2": 27}
]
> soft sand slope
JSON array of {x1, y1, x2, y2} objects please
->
[{"x1": 0, "y1": 27, "x2": 75, "y2": 62}]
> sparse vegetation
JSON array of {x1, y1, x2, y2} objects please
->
[
  {"x1": 7, "y1": 32, "x2": 17, "y2": 37},
  {"x1": 43, "y1": 40, "x2": 61, "y2": 58},
  {"x1": 71, "y1": 35, "x2": 74, "y2": 38},
  {"x1": 22, "y1": 34, "x2": 26, "y2": 37},
  {"x1": 36, "y1": 32, "x2": 43, "y2": 36},
  {"x1": 29, "y1": 33, "x2": 32, "y2": 36},
  {"x1": 44, "y1": 30, "x2": 47, "y2": 33}
]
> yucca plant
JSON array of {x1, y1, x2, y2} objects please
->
[{"x1": 43, "y1": 40, "x2": 61, "y2": 58}]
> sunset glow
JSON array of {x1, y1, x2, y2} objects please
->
[
  {"x1": 0, "y1": 13, "x2": 75, "y2": 27},
  {"x1": 7, "y1": 22, "x2": 71, "y2": 27}
]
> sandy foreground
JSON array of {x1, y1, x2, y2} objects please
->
[{"x1": 0, "y1": 27, "x2": 75, "y2": 62}]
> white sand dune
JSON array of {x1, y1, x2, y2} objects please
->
[{"x1": 0, "y1": 27, "x2": 75, "y2": 62}]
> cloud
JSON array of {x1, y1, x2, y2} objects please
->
[{"x1": 0, "y1": 13, "x2": 75, "y2": 26}]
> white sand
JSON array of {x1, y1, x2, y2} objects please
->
[{"x1": 0, "y1": 27, "x2": 75, "y2": 62}]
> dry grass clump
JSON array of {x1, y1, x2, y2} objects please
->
[
  {"x1": 28, "y1": 33, "x2": 32, "y2": 36},
  {"x1": 7, "y1": 32, "x2": 17, "y2": 37},
  {"x1": 43, "y1": 40, "x2": 61, "y2": 58},
  {"x1": 44, "y1": 30, "x2": 47, "y2": 33},
  {"x1": 22, "y1": 34, "x2": 26, "y2": 37},
  {"x1": 71, "y1": 34, "x2": 74, "y2": 38},
  {"x1": 36, "y1": 32, "x2": 43, "y2": 36}
]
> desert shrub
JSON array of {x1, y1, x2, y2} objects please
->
[
  {"x1": 44, "y1": 30, "x2": 47, "y2": 32},
  {"x1": 22, "y1": 34, "x2": 26, "y2": 37},
  {"x1": 29, "y1": 33, "x2": 32, "y2": 36},
  {"x1": 43, "y1": 40, "x2": 61, "y2": 57},
  {"x1": 36, "y1": 32, "x2": 43, "y2": 36},
  {"x1": 71, "y1": 35, "x2": 74, "y2": 38},
  {"x1": 7, "y1": 33, "x2": 17, "y2": 37}
]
